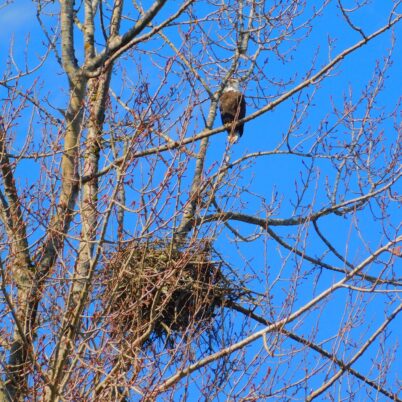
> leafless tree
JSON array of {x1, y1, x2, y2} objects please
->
[{"x1": 0, "y1": 0, "x2": 401, "y2": 400}]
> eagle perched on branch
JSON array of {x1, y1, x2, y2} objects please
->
[{"x1": 219, "y1": 79, "x2": 246, "y2": 144}]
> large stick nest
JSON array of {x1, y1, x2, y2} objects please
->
[{"x1": 103, "y1": 241, "x2": 237, "y2": 344}]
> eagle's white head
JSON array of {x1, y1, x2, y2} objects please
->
[{"x1": 223, "y1": 79, "x2": 240, "y2": 93}]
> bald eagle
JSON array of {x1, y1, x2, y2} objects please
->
[{"x1": 219, "y1": 79, "x2": 246, "y2": 144}]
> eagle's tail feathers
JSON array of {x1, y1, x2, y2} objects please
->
[{"x1": 229, "y1": 132, "x2": 241, "y2": 144}]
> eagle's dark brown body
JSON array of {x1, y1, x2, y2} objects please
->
[{"x1": 219, "y1": 87, "x2": 246, "y2": 144}]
